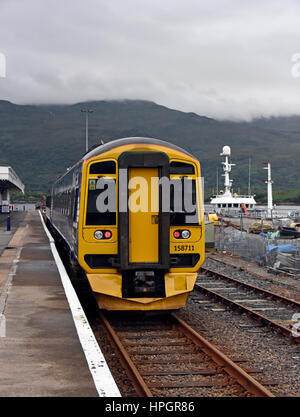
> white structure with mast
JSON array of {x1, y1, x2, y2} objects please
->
[
  {"x1": 221, "y1": 145, "x2": 235, "y2": 196},
  {"x1": 263, "y1": 162, "x2": 273, "y2": 218},
  {"x1": 210, "y1": 146, "x2": 256, "y2": 213}
]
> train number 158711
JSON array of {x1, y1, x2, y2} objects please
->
[{"x1": 174, "y1": 244, "x2": 194, "y2": 252}]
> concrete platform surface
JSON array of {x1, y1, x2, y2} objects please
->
[
  {"x1": 0, "y1": 211, "x2": 26, "y2": 257},
  {"x1": 0, "y1": 211, "x2": 98, "y2": 397}
]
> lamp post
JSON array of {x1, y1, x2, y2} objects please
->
[{"x1": 81, "y1": 109, "x2": 93, "y2": 152}]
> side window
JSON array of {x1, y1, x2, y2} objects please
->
[{"x1": 73, "y1": 188, "x2": 79, "y2": 221}]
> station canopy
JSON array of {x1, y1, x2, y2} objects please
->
[{"x1": 0, "y1": 165, "x2": 24, "y2": 194}]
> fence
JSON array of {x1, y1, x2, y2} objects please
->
[
  {"x1": 215, "y1": 227, "x2": 267, "y2": 264},
  {"x1": 215, "y1": 225, "x2": 300, "y2": 274}
]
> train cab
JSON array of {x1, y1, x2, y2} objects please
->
[{"x1": 50, "y1": 137, "x2": 205, "y2": 310}]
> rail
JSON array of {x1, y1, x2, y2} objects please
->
[
  {"x1": 98, "y1": 311, "x2": 275, "y2": 397},
  {"x1": 197, "y1": 267, "x2": 300, "y2": 344}
]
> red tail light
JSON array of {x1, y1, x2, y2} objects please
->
[{"x1": 104, "y1": 231, "x2": 112, "y2": 239}]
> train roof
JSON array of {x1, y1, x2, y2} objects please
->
[
  {"x1": 82, "y1": 137, "x2": 196, "y2": 160},
  {"x1": 53, "y1": 137, "x2": 198, "y2": 186}
]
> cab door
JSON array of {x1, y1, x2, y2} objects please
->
[
  {"x1": 128, "y1": 167, "x2": 159, "y2": 263},
  {"x1": 118, "y1": 151, "x2": 170, "y2": 270}
]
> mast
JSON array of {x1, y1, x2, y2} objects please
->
[
  {"x1": 210, "y1": 145, "x2": 257, "y2": 211},
  {"x1": 248, "y1": 157, "x2": 251, "y2": 196},
  {"x1": 220, "y1": 146, "x2": 235, "y2": 196},
  {"x1": 263, "y1": 162, "x2": 273, "y2": 218}
]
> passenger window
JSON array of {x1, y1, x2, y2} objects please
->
[{"x1": 73, "y1": 188, "x2": 79, "y2": 221}]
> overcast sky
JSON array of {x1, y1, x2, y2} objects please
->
[{"x1": 0, "y1": 0, "x2": 300, "y2": 120}]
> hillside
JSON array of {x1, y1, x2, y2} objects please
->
[{"x1": 0, "y1": 99, "x2": 299, "y2": 193}]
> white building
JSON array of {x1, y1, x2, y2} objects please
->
[{"x1": 0, "y1": 165, "x2": 24, "y2": 212}]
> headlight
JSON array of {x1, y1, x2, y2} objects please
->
[
  {"x1": 94, "y1": 230, "x2": 103, "y2": 240},
  {"x1": 181, "y1": 230, "x2": 191, "y2": 239}
]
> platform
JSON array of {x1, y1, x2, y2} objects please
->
[
  {"x1": 0, "y1": 210, "x2": 118, "y2": 397},
  {"x1": 0, "y1": 211, "x2": 26, "y2": 257}
]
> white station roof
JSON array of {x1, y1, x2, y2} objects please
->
[{"x1": 0, "y1": 165, "x2": 25, "y2": 193}]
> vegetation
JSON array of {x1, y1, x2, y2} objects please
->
[
  {"x1": 10, "y1": 190, "x2": 46, "y2": 203},
  {"x1": 255, "y1": 189, "x2": 300, "y2": 204},
  {"x1": 0, "y1": 99, "x2": 300, "y2": 200}
]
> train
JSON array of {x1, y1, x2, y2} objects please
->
[{"x1": 46, "y1": 137, "x2": 205, "y2": 310}]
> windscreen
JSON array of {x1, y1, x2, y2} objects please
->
[
  {"x1": 86, "y1": 160, "x2": 117, "y2": 225},
  {"x1": 170, "y1": 178, "x2": 198, "y2": 225}
]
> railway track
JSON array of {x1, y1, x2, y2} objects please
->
[
  {"x1": 197, "y1": 266, "x2": 300, "y2": 343},
  {"x1": 207, "y1": 253, "x2": 300, "y2": 290},
  {"x1": 98, "y1": 311, "x2": 275, "y2": 397}
]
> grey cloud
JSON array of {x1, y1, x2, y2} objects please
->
[{"x1": 0, "y1": 0, "x2": 300, "y2": 120}]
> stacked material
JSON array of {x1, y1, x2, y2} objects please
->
[
  {"x1": 215, "y1": 226, "x2": 267, "y2": 264},
  {"x1": 290, "y1": 222, "x2": 300, "y2": 231},
  {"x1": 279, "y1": 227, "x2": 300, "y2": 239},
  {"x1": 215, "y1": 225, "x2": 300, "y2": 275},
  {"x1": 249, "y1": 220, "x2": 274, "y2": 234},
  {"x1": 207, "y1": 213, "x2": 219, "y2": 226},
  {"x1": 274, "y1": 251, "x2": 300, "y2": 274},
  {"x1": 266, "y1": 244, "x2": 297, "y2": 254}
]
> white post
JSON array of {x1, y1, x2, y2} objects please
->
[
  {"x1": 248, "y1": 157, "x2": 251, "y2": 196},
  {"x1": 263, "y1": 162, "x2": 273, "y2": 218}
]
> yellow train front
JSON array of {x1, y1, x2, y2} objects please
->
[{"x1": 50, "y1": 137, "x2": 205, "y2": 310}]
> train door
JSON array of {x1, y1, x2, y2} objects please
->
[
  {"x1": 128, "y1": 167, "x2": 159, "y2": 263},
  {"x1": 118, "y1": 151, "x2": 170, "y2": 270}
]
